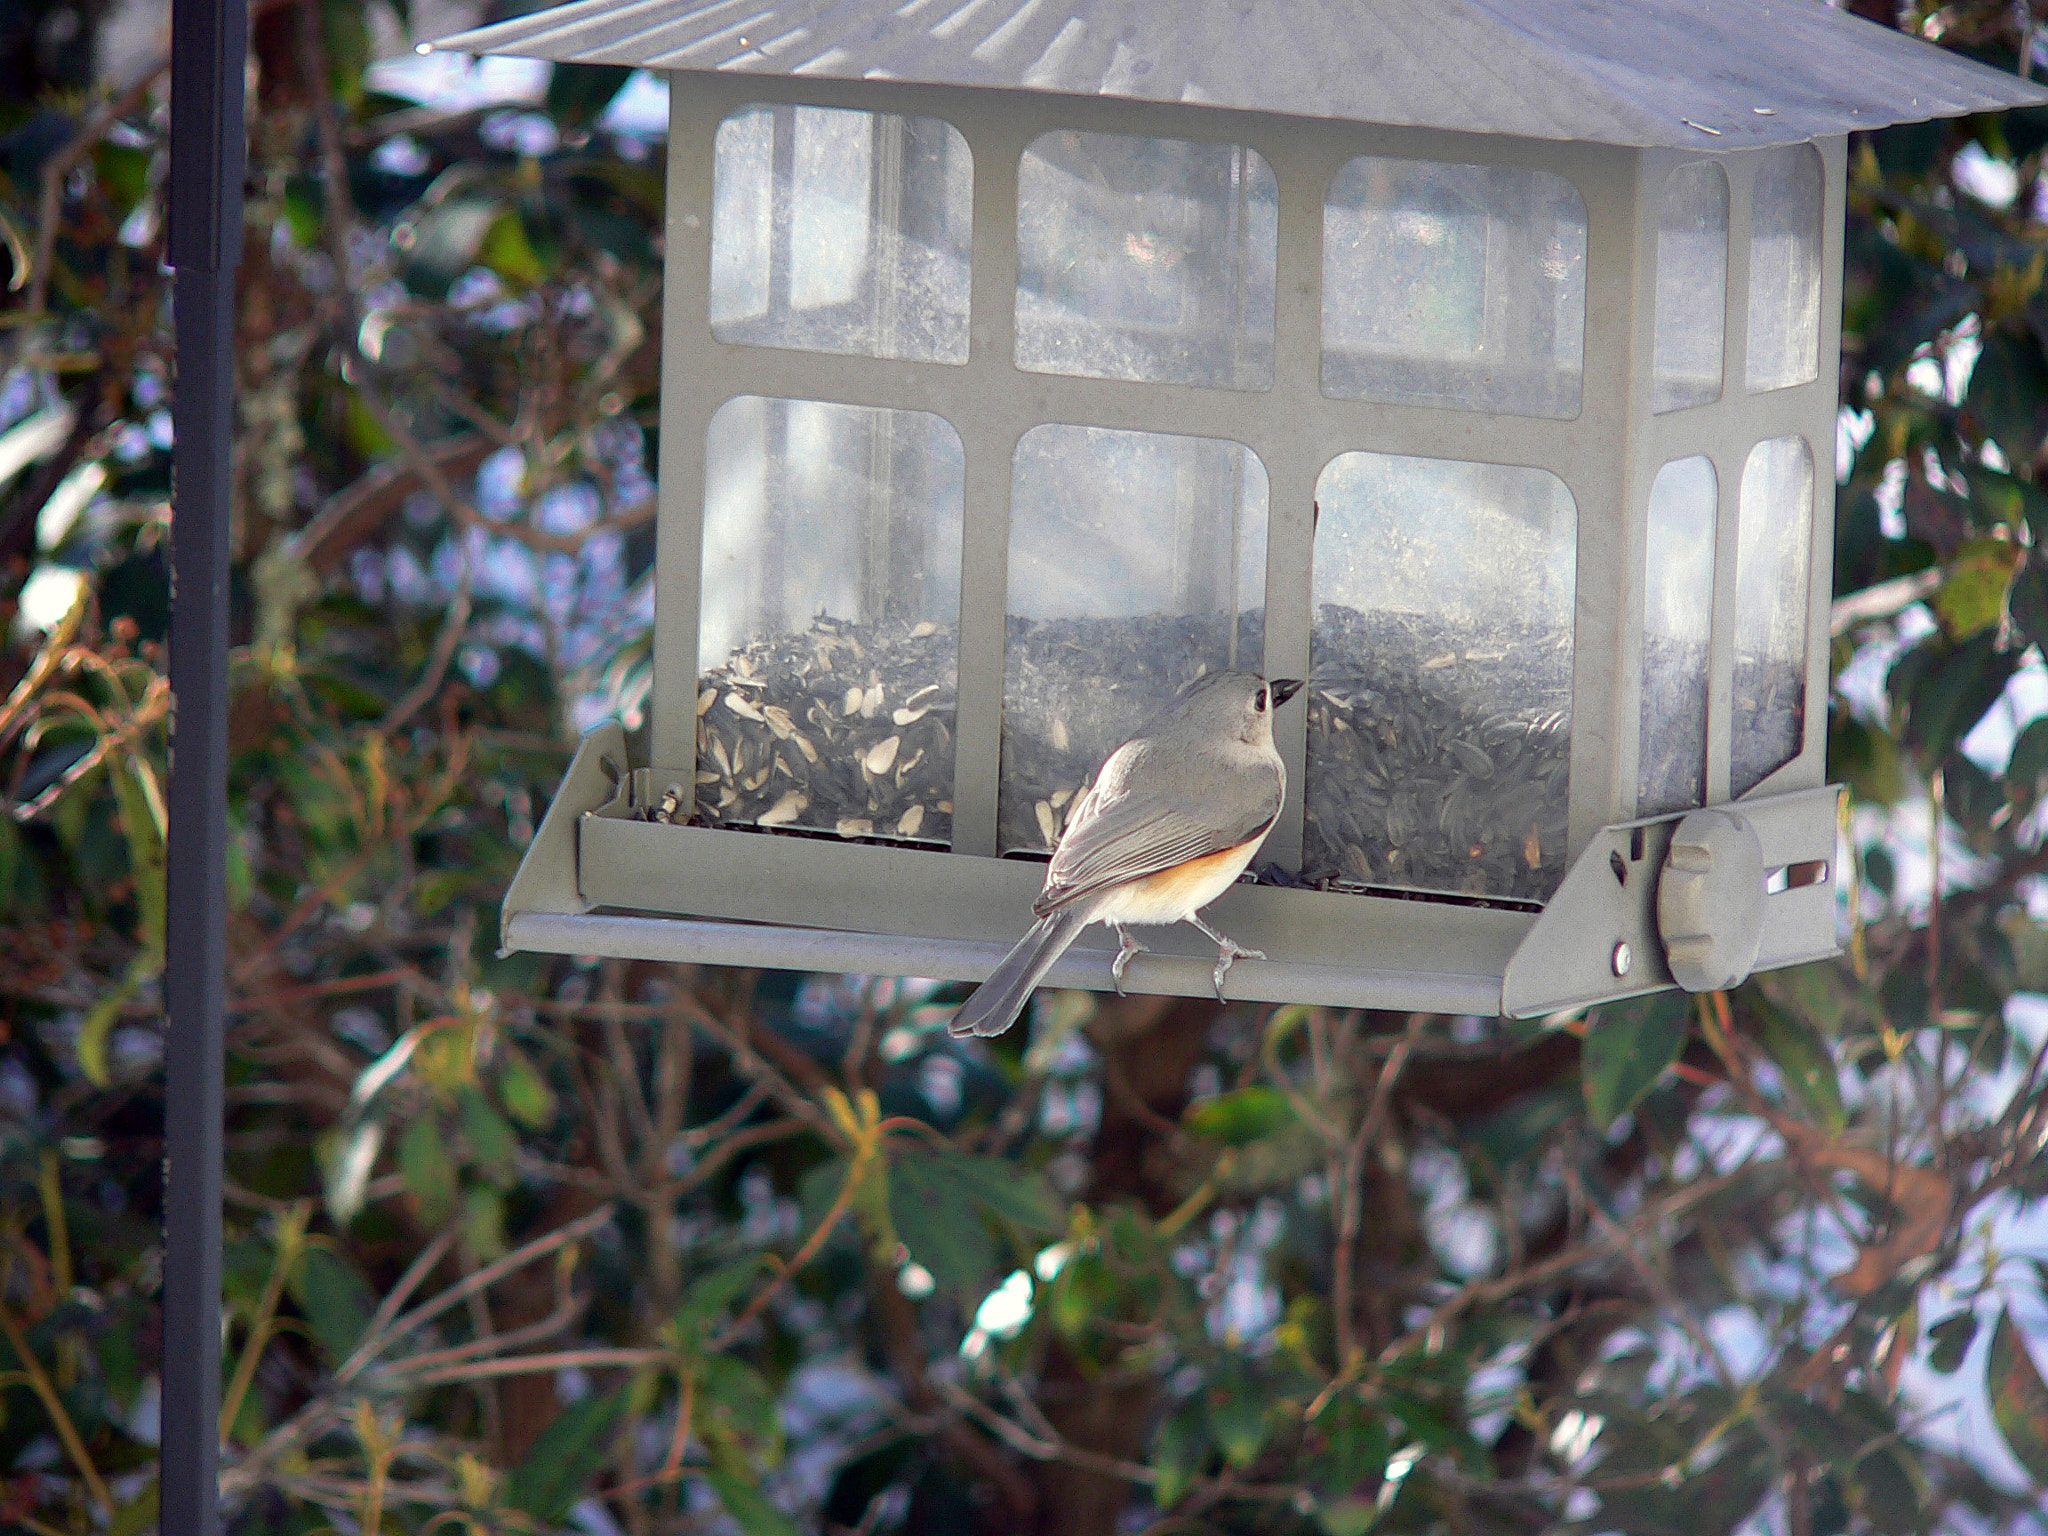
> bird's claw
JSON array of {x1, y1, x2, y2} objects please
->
[
  {"x1": 1112, "y1": 926, "x2": 1149, "y2": 996},
  {"x1": 1209, "y1": 938, "x2": 1265, "y2": 1001}
]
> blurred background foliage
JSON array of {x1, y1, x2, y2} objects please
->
[{"x1": 5, "y1": 1, "x2": 2048, "y2": 1533}]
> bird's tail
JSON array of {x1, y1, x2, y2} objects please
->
[{"x1": 949, "y1": 906, "x2": 1091, "y2": 1039}]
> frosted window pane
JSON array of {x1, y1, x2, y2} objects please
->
[
  {"x1": 1015, "y1": 132, "x2": 1277, "y2": 391},
  {"x1": 1653, "y1": 165, "x2": 1728, "y2": 413},
  {"x1": 1745, "y1": 145, "x2": 1823, "y2": 392},
  {"x1": 710, "y1": 105, "x2": 972, "y2": 365},
  {"x1": 1002, "y1": 426, "x2": 1269, "y2": 853},
  {"x1": 1638, "y1": 456, "x2": 1717, "y2": 814},
  {"x1": 699, "y1": 397, "x2": 964, "y2": 844},
  {"x1": 1322, "y1": 157, "x2": 1587, "y2": 418},
  {"x1": 1731, "y1": 435, "x2": 1814, "y2": 796},
  {"x1": 1306, "y1": 454, "x2": 1575, "y2": 901}
]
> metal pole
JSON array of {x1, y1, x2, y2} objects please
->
[{"x1": 164, "y1": 0, "x2": 244, "y2": 1530}]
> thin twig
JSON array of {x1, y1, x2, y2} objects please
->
[
  {"x1": 0, "y1": 1298, "x2": 112, "y2": 1513},
  {"x1": 339, "y1": 1206, "x2": 612, "y2": 1381},
  {"x1": 1332, "y1": 1015, "x2": 1423, "y2": 1372}
]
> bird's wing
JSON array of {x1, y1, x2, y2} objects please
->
[{"x1": 1032, "y1": 744, "x2": 1281, "y2": 917}]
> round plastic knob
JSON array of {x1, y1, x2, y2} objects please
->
[{"x1": 1655, "y1": 808, "x2": 1766, "y2": 992}]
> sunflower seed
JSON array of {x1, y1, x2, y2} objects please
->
[
  {"x1": 836, "y1": 816, "x2": 874, "y2": 838},
  {"x1": 897, "y1": 804, "x2": 925, "y2": 837},
  {"x1": 860, "y1": 683, "x2": 884, "y2": 718},
  {"x1": 762, "y1": 704, "x2": 796, "y2": 739},
  {"x1": 864, "y1": 736, "x2": 901, "y2": 775},
  {"x1": 697, "y1": 688, "x2": 717, "y2": 716},
  {"x1": 1035, "y1": 799, "x2": 1058, "y2": 845},
  {"x1": 892, "y1": 705, "x2": 929, "y2": 726},
  {"x1": 757, "y1": 791, "x2": 806, "y2": 827},
  {"x1": 910, "y1": 620, "x2": 938, "y2": 638}
]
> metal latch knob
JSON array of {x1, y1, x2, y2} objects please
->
[{"x1": 1656, "y1": 808, "x2": 1766, "y2": 992}]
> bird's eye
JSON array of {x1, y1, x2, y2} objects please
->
[{"x1": 1255, "y1": 688, "x2": 1268, "y2": 712}]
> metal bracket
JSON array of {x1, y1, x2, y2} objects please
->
[
  {"x1": 1501, "y1": 782, "x2": 1840, "y2": 1018},
  {"x1": 498, "y1": 721, "x2": 628, "y2": 955}
]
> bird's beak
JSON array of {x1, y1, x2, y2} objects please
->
[{"x1": 1270, "y1": 678, "x2": 1305, "y2": 707}]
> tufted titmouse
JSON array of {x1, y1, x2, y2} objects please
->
[{"x1": 949, "y1": 670, "x2": 1305, "y2": 1039}]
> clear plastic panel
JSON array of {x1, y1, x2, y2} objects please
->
[
  {"x1": 1653, "y1": 164, "x2": 1728, "y2": 413},
  {"x1": 1638, "y1": 456, "x2": 1717, "y2": 814},
  {"x1": 710, "y1": 105, "x2": 972, "y2": 365},
  {"x1": 1322, "y1": 157, "x2": 1587, "y2": 418},
  {"x1": 1745, "y1": 145, "x2": 1823, "y2": 393},
  {"x1": 1015, "y1": 132, "x2": 1278, "y2": 391},
  {"x1": 1002, "y1": 425, "x2": 1268, "y2": 853},
  {"x1": 698, "y1": 397, "x2": 964, "y2": 844},
  {"x1": 1731, "y1": 435, "x2": 1814, "y2": 796},
  {"x1": 1305, "y1": 453, "x2": 1576, "y2": 901}
]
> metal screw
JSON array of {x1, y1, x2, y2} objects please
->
[{"x1": 1611, "y1": 941, "x2": 1632, "y2": 977}]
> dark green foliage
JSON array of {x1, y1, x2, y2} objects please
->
[{"x1": 3, "y1": 4, "x2": 2048, "y2": 1536}]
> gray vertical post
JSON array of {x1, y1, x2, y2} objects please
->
[{"x1": 164, "y1": 0, "x2": 245, "y2": 1530}]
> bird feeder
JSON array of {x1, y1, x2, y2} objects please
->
[{"x1": 432, "y1": 0, "x2": 2043, "y2": 1016}]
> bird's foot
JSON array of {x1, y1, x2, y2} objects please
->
[
  {"x1": 1189, "y1": 915, "x2": 1263, "y2": 1001},
  {"x1": 1111, "y1": 926, "x2": 1149, "y2": 996}
]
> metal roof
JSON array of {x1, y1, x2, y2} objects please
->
[{"x1": 426, "y1": 0, "x2": 2048, "y2": 150}]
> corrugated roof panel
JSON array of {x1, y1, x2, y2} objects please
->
[{"x1": 426, "y1": 0, "x2": 2048, "y2": 148}]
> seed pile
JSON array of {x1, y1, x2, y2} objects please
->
[
  {"x1": 678, "y1": 604, "x2": 1593, "y2": 906},
  {"x1": 998, "y1": 613, "x2": 1264, "y2": 853},
  {"x1": 1730, "y1": 656, "x2": 1805, "y2": 796},
  {"x1": 1636, "y1": 637, "x2": 1709, "y2": 813},
  {"x1": 1302, "y1": 603, "x2": 1572, "y2": 903},
  {"x1": 685, "y1": 615, "x2": 957, "y2": 845}
]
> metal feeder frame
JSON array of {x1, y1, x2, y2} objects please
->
[{"x1": 428, "y1": 0, "x2": 2045, "y2": 1017}]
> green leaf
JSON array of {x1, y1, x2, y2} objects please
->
[
  {"x1": 289, "y1": 1243, "x2": 375, "y2": 1365},
  {"x1": 546, "y1": 62, "x2": 635, "y2": 129},
  {"x1": 109, "y1": 1483, "x2": 157, "y2": 1536},
  {"x1": 502, "y1": 1388, "x2": 627, "y2": 1523},
  {"x1": 889, "y1": 1154, "x2": 997, "y2": 1295},
  {"x1": 1755, "y1": 997, "x2": 1846, "y2": 1134},
  {"x1": 1184, "y1": 1085, "x2": 1297, "y2": 1146},
  {"x1": 479, "y1": 207, "x2": 548, "y2": 288},
  {"x1": 1206, "y1": 1369, "x2": 1269, "y2": 1467},
  {"x1": 704, "y1": 1469, "x2": 803, "y2": 1536},
  {"x1": 497, "y1": 1052, "x2": 556, "y2": 1129},
  {"x1": 1928, "y1": 1312, "x2": 1978, "y2": 1374},
  {"x1": 1888, "y1": 629, "x2": 2020, "y2": 771},
  {"x1": 1151, "y1": 1398, "x2": 1212, "y2": 1509},
  {"x1": 399, "y1": 1115, "x2": 457, "y2": 1225},
  {"x1": 1970, "y1": 466, "x2": 2048, "y2": 547},
  {"x1": 1582, "y1": 993, "x2": 1690, "y2": 1129},
  {"x1": 461, "y1": 1185, "x2": 508, "y2": 1262},
  {"x1": 407, "y1": 198, "x2": 499, "y2": 290},
  {"x1": 1932, "y1": 537, "x2": 2020, "y2": 641},
  {"x1": 930, "y1": 1151, "x2": 1061, "y2": 1232},
  {"x1": 2010, "y1": 558, "x2": 2048, "y2": 655},
  {"x1": 698, "y1": 1355, "x2": 784, "y2": 1470},
  {"x1": 1314, "y1": 1393, "x2": 1391, "y2": 1496},
  {"x1": 1965, "y1": 329, "x2": 2048, "y2": 465},
  {"x1": 1829, "y1": 711, "x2": 1907, "y2": 807},
  {"x1": 459, "y1": 1085, "x2": 519, "y2": 1185},
  {"x1": 1316, "y1": 1497, "x2": 1383, "y2": 1536},
  {"x1": 674, "y1": 1257, "x2": 768, "y2": 1344},
  {"x1": 1988, "y1": 1311, "x2": 2048, "y2": 1484}
]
